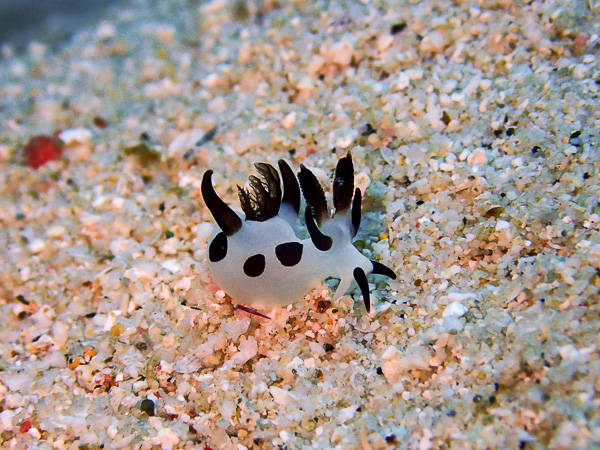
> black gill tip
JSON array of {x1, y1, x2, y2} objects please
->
[
  {"x1": 278, "y1": 159, "x2": 300, "y2": 216},
  {"x1": 333, "y1": 152, "x2": 355, "y2": 213},
  {"x1": 353, "y1": 267, "x2": 371, "y2": 313},
  {"x1": 298, "y1": 164, "x2": 328, "y2": 225},
  {"x1": 351, "y1": 187, "x2": 362, "y2": 237},
  {"x1": 371, "y1": 260, "x2": 396, "y2": 280},
  {"x1": 304, "y1": 207, "x2": 332, "y2": 251}
]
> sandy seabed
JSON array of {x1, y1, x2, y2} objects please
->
[{"x1": 1, "y1": 0, "x2": 599, "y2": 448}]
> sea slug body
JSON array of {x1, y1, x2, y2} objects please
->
[{"x1": 201, "y1": 152, "x2": 396, "y2": 313}]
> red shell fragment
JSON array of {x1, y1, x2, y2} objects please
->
[
  {"x1": 24, "y1": 135, "x2": 62, "y2": 169},
  {"x1": 20, "y1": 420, "x2": 32, "y2": 433}
]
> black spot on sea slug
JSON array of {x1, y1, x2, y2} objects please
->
[
  {"x1": 275, "y1": 242, "x2": 303, "y2": 267},
  {"x1": 243, "y1": 254, "x2": 266, "y2": 277},
  {"x1": 209, "y1": 232, "x2": 228, "y2": 262}
]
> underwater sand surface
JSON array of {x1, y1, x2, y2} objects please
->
[
  {"x1": 0, "y1": 0, "x2": 127, "y2": 51},
  {"x1": 0, "y1": 0, "x2": 599, "y2": 448}
]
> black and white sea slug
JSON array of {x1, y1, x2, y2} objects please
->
[{"x1": 201, "y1": 152, "x2": 396, "y2": 313}]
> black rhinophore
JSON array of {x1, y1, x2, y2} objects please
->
[{"x1": 201, "y1": 170, "x2": 242, "y2": 236}]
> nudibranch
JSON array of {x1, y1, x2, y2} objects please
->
[{"x1": 201, "y1": 152, "x2": 396, "y2": 313}]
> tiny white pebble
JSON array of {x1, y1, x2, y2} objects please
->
[
  {"x1": 381, "y1": 345, "x2": 399, "y2": 360},
  {"x1": 479, "y1": 79, "x2": 492, "y2": 90},
  {"x1": 270, "y1": 386, "x2": 291, "y2": 406},
  {"x1": 97, "y1": 21, "x2": 116, "y2": 39},
  {"x1": 46, "y1": 225, "x2": 66, "y2": 238},
  {"x1": 478, "y1": 98, "x2": 489, "y2": 113},
  {"x1": 576, "y1": 240, "x2": 591, "y2": 249},
  {"x1": 395, "y1": 72, "x2": 410, "y2": 91},
  {"x1": 286, "y1": 356, "x2": 304, "y2": 369},
  {"x1": 103, "y1": 310, "x2": 121, "y2": 331},
  {"x1": 511, "y1": 157, "x2": 523, "y2": 167},
  {"x1": 355, "y1": 172, "x2": 371, "y2": 193},
  {"x1": 112, "y1": 196, "x2": 125, "y2": 209},
  {"x1": 179, "y1": 174, "x2": 199, "y2": 188},
  {"x1": 573, "y1": 64, "x2": 589, "y2": 80},
  {"x1": 459, "y1": 149, "x2": 471, "y2": 161},
  {"x1": 583, "y1": 54, "x2": 596, "y2": 63},
  {"x1": 336, "y1": 136, "x2": 353, "y2": 149},
  {"x1": 420, "y1": 30, "x2": 446, "y2": 53},
  {"x1": 329, "y1": 40, "x2": 354, "y2": 67},
  {"x1": 58, "y1": 127, "x2": 92, "y2": 145},
  {"x1": 443, "y1": 302, "x2": 469, "y2": 318},
  {"x1": 559, "y1": 345, "x2": 579, "y2": 359},
  {"x1": 377, "y1": 34, "x2": 394, "y2": 52},
  {"x1": 161, "y1": 259, "x2": 181, "y2": 273},
  {"x1": 428, "y1": 159, "x2": 439, "y2": 171},
  {"x1": 338, "y1": 405, "x2": 358, "y2": 424},
  {"x1": 28, "y1": 427, "x2": 41, "y2": 440},
  {"x1": 583, "y1": 214, "x2": 599, "y2": 228},
  {"x1": 281, "y1": 112, "x2": 297, "y2": 129},
  {"x1": 495, "y1": 220, "x2": 510, "y2": 231},
  {"x1": 107, "y1": 424, "x2": 118, "y2": 438},
  {"x1": 144, "y1": 78, "x2": 180, "y2": 99},
  {"x1": 447, "y1": 292, "x2": 476, "y2": 302},
  {"x1": 202, "y1": 73, "x2": 221, "y2": 88},
  {"x1": 0, "y1": 410, "x2": 15, "y2": 430},
  {"x1": 450, "y1": 92, "x2": 465, "y2": 105},
  {"x1": 29, "y1": 239, "x2": 46, "y2": 254},
  {"x1": 468, "y1": 149, "x2": 487, "y2": 165},
  {"x1": 304, "y1": 357, "x2": 316, "y2": 368}
]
